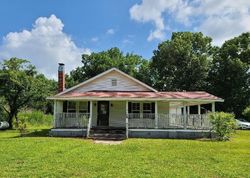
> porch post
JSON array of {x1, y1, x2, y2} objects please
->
[
  {"x1": 126, "y1": 101, "x2": 128, "y2": 117},
  {"x1": 198, "y1": 104, "x2": 201, "y2": 115},
  {"x1": 155, "y1": 101, "x2": 158, "y2": 129},
  {"x1": 187, "y1": 106, "x2": 190, "y2": 115},
  {"x1": 53, "y1": 100, "x2": 57, "y2": 128},
  {"x1": 212, "y1": 102, "x2": 215, "y2": 112},
  {"x1": 87, "y1": 101, "x2": 93, "y2": 138},
  {"x1": 183, "y1": 102, "x2": 187, "y2": 129},
  {"x1": 90, "y1": 101, "x2": 93, "y2": 119}
]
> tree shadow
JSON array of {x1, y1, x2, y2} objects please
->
[{"x1": 14, "y1": 129, "x2": 51, "y2": 138}]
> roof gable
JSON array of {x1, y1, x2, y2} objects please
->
[{"x1": 57, "y1": 68, "x2": 157, "y2": 96}]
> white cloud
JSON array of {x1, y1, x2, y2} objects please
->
[
  {"x1": 130, "y1": 0, "x2": 250, "y2": 45},
  {"x1": 91, "y1": 37, "x2": 99, "y2": 42},
  {"x1": 0, "y1": 14, "x2": 91, "y2": 79},
  {"x1": 106, "y1": 28, "x2": 115, "y2": 35}
]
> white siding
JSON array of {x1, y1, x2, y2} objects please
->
[
  {"x1": 72, "y1": 71, "x2": 151, "y2": 92},
  {"x1": 109, "y1": 101, "x2": 126, "y2": 127},
  {"x1": 91, "y1": 101, "x2": 97, "y2": 126},
  {"x1": 56, "y1": 101, "x2": 63, "y2": 113},
  {"x1": 169, "y1": 107, "x2": 182, "y2": 115},
  {"x1": 158, "y1": 101, "x2": 169, "y2": 114}
]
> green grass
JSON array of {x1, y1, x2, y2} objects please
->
[{"x1": 0, "y1": 129, "x2": 250, "y2": 178}]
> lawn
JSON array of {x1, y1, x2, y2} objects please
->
[{"x1": 0, "y1": 129, "x2": 249, "y2": 178}]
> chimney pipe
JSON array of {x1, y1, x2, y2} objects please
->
[{"x1": 58, "y1": 63, "x2": 65, "y2": 93}]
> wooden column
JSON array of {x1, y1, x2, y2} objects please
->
[
  {"x1": 53, "y1": 100, "x2": 57, "y2": 128},
  {"x1": 212, "y1": 102, "x2": 215, "y2": 113},
  {"x1": 187, "y1": 106, "x2": 190, "y2": 115},
  {"x1": 183, "y1": 102, "x2": 187, "y2": 129},
  {"x1": 198, "y1": 104, "x2": 201, "y2": 115},
  {"x1": 155, "y1": 101, "x2": 158, "y2": 129},
  {"x1": 126, "y1": 101, "x2": 128, "y2": 118},
  {"x1": 87, "y1": 101, "x2": 93, "y2": 138}
]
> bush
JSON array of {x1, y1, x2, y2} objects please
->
[
  {"x1": 17, "y1": 110, "x2": 53, "y2": 127},
  {"x1": 242, "y1": 106, "x2": 250, "y2": 122},
  {"x1": 14, "y1": 115, "x2": 27, "y2": 136},
  {"x1": 209, "y1": 112, "x2": 237, "y2": 141}
]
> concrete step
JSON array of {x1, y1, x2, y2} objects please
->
[{"x1": 90, "y1": 133, "x2": 126, "y2": 141}]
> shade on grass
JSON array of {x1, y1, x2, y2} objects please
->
[{"x1": 0, "y1": 129, "x2": 249, "y2": 177}]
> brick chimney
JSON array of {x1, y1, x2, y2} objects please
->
[{"x1": 58, "y1": 63, "x2": 65, "y2": 93}]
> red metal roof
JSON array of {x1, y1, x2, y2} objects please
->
[{"x1": 56, "y1": 91, "x2": 222, "y2": 100}]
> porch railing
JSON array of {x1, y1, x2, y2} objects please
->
[
  {"x1": 128, "y1": 114, "x2": 211, "y2": 130},
  {"x1": 54, "y1": 113, "x2": 90, "y2": 128}
]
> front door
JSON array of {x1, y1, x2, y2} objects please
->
[{"x1": 97, "y1": 101, "x2": 109, "y2": 126}]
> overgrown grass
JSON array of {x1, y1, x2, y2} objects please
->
[
  {"x1": 0, "y1": 129, "x2": 249, "y2": 177},
  {"x1": 17, "y1": 110, "x2": 53, "y2": 128}
]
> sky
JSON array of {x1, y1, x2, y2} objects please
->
[{"x1": 0, "y1": 0, "x2": 250, "y2": 78}]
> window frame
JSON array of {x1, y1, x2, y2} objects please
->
[
  {"x1": 79, "y1": 101, "x2": 88, "y2": 113},
  {"x1": 131, "y1": 102, "x2": 140, "y2": 114},
  {"x1": 67, "y1": 101, "x2": 76, "y2": 113},
  {"x1": 111, "y1": 78, "x2": 117, "y2": 86},
  {"x1": 143, "y1": 102, "x2": 152, "y2": 114}
]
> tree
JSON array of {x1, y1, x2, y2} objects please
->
[
  {"x1": 208, "y1": 33, "x2": 250, "y2": 117},
  {"x1": 28, "y1": 74, "x2": 57, "y2": 113},
  {"x1": 151, "y1": 32, "x2": 213, "y2": 91},
  {"x1": 66, "y1": 47, "x2": 152, "y2": 87},
  {"x1": 0, "y1": 58, "x2": 55, "y2": 128}
]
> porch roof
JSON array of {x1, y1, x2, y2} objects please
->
[{"x1": 47, "y1": 91, "x2": 223, "y2": 102}]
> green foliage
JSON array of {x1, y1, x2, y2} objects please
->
[
  {"x1": 17, "y1": 110, "x2": 53, "y2": 127},
  {"x1": 151, "y1": 32, "x2": 212, "y2": 91},
  {"x1": 209, "y1": 112, "x2": 237, "y2": 141},
  {"x1": 0, "y1": 58, "x2": 56, "y2": 128},
  {"x1": 242, "y1": 106, "x2": 250, "y2": 122},
  {"x1": 66, "y1": 47, "x2": 152, "y2": 87},
  {"x1": 13, "y1": 115, "x2": 27, "y2": 136},
  {"x1": 28, "y1": 74, "x2": 57, "y2": 113},
  {"x1": 208, "y1": 33, "x2": 250, "y2": 116}
]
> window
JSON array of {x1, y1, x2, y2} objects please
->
[
  {"x1": 131, "y1": 102, "x2": 140, "y2": 113},
  {"x1": 143, "y1": 103, "x2": 155, "y2": 119},
  {"x1": 79, "y1": 102, "x2": 88, "y2": 113},
  {"x1": 143, "y1": 103, "x2": 152, "y2": 113},
  {"x1": 67, "y1": 101, "x2": 76, "y2": 113},
  {"x1": 111, "y1": 78, "x2": 117, "y2": 86}
]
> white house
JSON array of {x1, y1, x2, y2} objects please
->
[{"x1": 48, "y1": 64, "x2": 223, "y2": 139}]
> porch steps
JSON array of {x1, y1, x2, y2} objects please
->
[{"x1": 89, "y1": 127, "x2": 126, "y2": 140}]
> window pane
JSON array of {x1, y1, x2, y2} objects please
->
[
  {"x1": 131, "y1": 103, "x2": 140, "y2": 113},
  {"x1": 68, "y1": 101, "x2": 76, "y2": 113},
  {"x1": 79, "y1": 102, "x2": 88, "y2": 113},
  {"x1": 111, "y1": 79, "x2": 117, "y2": 86}
]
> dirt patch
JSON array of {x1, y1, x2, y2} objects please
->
[{"x1": 93, "y1": 140, "x2": 123, "y2": 145}]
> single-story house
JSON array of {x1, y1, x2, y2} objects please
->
[{"x1": 48, "y1": 64, "x2": 223, "y2": 139}]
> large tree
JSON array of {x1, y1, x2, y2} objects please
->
[
  {"x1": 151, "y1": 32, "x2": 213, "y2": 91},
  {"x1": 208, "y1": 33, "x2": 250, "y2": 116},
  {"x1": 0, "y1": 58, "x2": 56, "y2": 128},
  {"x1": 66, "y1": 47, "x2": 151, "y2": 88}
]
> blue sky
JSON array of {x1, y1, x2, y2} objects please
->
[{"x1": 0, "y1": 0, "x2": 250, "y2": 78}]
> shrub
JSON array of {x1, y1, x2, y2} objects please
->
[
  {"x1": 14, "y1": 115, "x2": 27, "y2": 136},
  {"x1": 209, "y1": 112, "x2": 237, "y2": 141},
  {"x1": 242, "y1": 106, "x2": 250, "y2": 122}
]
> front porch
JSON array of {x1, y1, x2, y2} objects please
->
[{"x1": 51, "y1": 99, "x2": 216, "y2": 139}]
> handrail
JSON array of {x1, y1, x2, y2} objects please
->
[{"x1": 128, "y1": 114, "x2": 210, "y2": 130}]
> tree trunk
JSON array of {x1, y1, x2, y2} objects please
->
[
  {"x1": 7, "y1": 111, "x2": 17, "y2": 129},
  {"x1": 7, "y1": 113, "x2": 14, "y2": 129}
]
